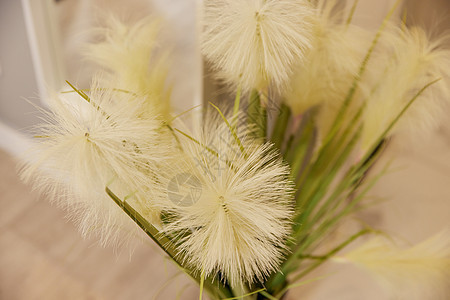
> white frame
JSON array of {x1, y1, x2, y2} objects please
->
[{"x1": 21, "y1": 0, "x2": 66, "y2": 105}]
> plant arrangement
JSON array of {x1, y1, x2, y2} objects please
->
[{"x1": 20, "y1": 0, "x2": 450, "y2": 299}]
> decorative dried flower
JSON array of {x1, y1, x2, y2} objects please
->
[
  {"x1": 202, "y1": 0, "x2": 314, "y2": 92},
  {"x1": 160, "y1": 110, "x2": 294, "y2": 286},
  {"x1": 86, "y1": 16, "x2": 171, "y2": 118},
  {"x1": 284, "y1": 0, "x2": 370, "y2": 117},
  {"x1": 334, "y1": 231, "x2": 450, "y2": 299},
  {"x1": 20, "y1": 77, "x2": 171, "y2": 246},
  {"x1": 362, "y1": 26, "x2": 450, "y2": 150}
]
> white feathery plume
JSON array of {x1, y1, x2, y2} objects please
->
[
  {"x1": 334, "y1": 231, "x2": 450, "y2": 299},
  {"x1": 361, "y1": 26, "x2": 450, "y2": 151},
  {"x1": 201, "y1": 0, "x2": 315, "y2": 92},
  {"x1": 86, "y1": 16, "x2": 171, "y2": 118},
  {"x1": 158, "y1": 110, "x2": 294, "y2": 286},
  {"x1": 20, "y1": 76, "x2": 172, "y2": 246},
  {"x1": 284, "y1": 0, "x2": 371, "y2": 116}
]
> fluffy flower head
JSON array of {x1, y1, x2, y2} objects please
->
[
  {"x1": 202, "y1": 0, "x2": 314, "y2": 92},
  {"x1": 362, "y1": 26, "x2": 450, "y2": 150},
  {"x1": 284, "y1": 0, "x2": 371, "y2": 117},
  {"x1": 160, "y1": 110, "x2": 294, "y2": 286},
  {"x1": 334, "y1": 231, "x2": 450, "y2": 299},
  {"x1": 86, "y1": 16, "x2": 171, "y2": 118},
  {"x1": 20, "y1": 77, "x2": 172, "y2": 246}
]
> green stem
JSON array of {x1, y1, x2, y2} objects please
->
[
  {"x1": 268, "y1": 229, "x2": 370, "y2": 295},
  {"x1": 105, "y1": 187, "x2": 178, "y2": 260},
  {"x1": 270, "y1": 103, "x2": 291, "y2": 149},
  {"x1": 321, "y1": 0, "x2": 401, "y2": 148},
  {"x1": 346, "y1": 0, "x2": 360, "y2": 25},
  {"x1": 259, "y1": 291, "x2": 278, "y2": 300},
  {"x1": 289, "y1": 229, "x2": 371, "y2": 285},
  {"x1": 199, "y1": 268, "x2": 205, "y2": 300},
  {"x1": 232, "y1": 85, "x2": 242, "y2": 128},
  {"x1": 360, "y1": 78, "x2": 440, "y2": 165},
  {"x1": 248, "y1": 90, "x2": 267, "y2": 141},
  {"x1": 105, "y1": 187, "x2": 233, "y2": 300}
]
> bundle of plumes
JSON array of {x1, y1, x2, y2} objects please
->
[{"x1": 18, "y1": 1, "x2": 450, "y2": 299}]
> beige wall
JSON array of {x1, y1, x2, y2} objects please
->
[{"x1": 0, "y1": 1, "x2": 42, "y2": 132}]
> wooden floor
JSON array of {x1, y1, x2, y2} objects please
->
[
  {"x1": 0, "y1": 150, "x2": 199, "y2": 300},
  {"x1": 1, "y1": 128, "x2": 450, "y2": 299}
]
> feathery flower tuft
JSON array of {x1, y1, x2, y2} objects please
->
[
  {"x1": 334, "y1": 231, "x2": 450, "y2": 299},
  {"x1": 86, "y1": 16, "x2": 171, "y2": 118},
  {"x1": 20, "y1": 77, "x2": 172, "y2": 246},
  {"x1": 159, "y1": 110, "x2": 294, "y2": 286},
  {"x1": 362, "y1": 26, "x2": 450, "y2": 150},
  {"x1": 202, "y1": 0, "x2": 315, "y2": 92},
  {"x1": 284, "y1": 0, "x2": 371, "y2": 118}
]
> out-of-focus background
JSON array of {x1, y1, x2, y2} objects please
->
[{"x1": 0, "y1": 0, "x2": 449, "y2": 299}]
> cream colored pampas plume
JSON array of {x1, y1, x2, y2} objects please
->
[
  {"x1": 202, "y1": 0, "x2": 315, "y2": 92},
  {"x1": 159, "y1": 110, "x2": 294, "y2": 286},
  {"x1": 334, "y1": 231, "x2": 450, "y2": 299},
  {"x1": 284, "y1": 0, "x2": 371, "y2": 118},
  {"x1": 362, "y1": 26, "x2": 450, "y2": 151},
  {"x1": 20, "y1": 77, "x2": 171, "y2": 247},
  {"x1": 86, "y1": 16, "x2": 171, "y2": 118}
]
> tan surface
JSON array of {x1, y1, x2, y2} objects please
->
[{"x1": 0, "y1": 150, "x2": 198, "y2": 300}]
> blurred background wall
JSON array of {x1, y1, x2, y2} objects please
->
[{"x1": 0, "y1": 1, "x2": 42, "y2": 134}]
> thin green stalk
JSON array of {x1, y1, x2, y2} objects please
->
[
  {"x1": 301, "y1": 127, "x2": 382, "y2": 230},
  {"x1": 224, "y1": 289, "x2": 266, "y2": 300},
  {"x1": 293, "y1": 127, "x2": 362, "y2": 232},
  {"x1": 173, "y1": 127, "x2": 238, "y2": 172},
  {"x1": 276, "y1": 275, "x2": 330, "y2": 298},
  {"x1": 258, "y1": 291, "x2": 278, "y2": 300},
  {"x1": 307, "y1": 143, "x2": 384, "y2": 227},
  {"x1": 330, "y1": 165, "x2": 390, "y2": 223},
  {"x1": 65, "y1": 80, "x2": 90, "y2": 102},
  {"x1": 65, "y1": 81, "x2": 113, "y2": 121},
  {"x1": 105, "y1": 187, "x2": 233, "y2": 299},
  {"x1": 346, "y1": 0, "x2": 360, "y2": 25},
  {"x1": 298, "y1": 166, "x2": 387, "y2": 256},
  {"x1": 164, "y1": 123, "x2": 182, "y2": 148},
  {"x1": 61, "y1": 86, "x2": 138, "y2": 97},
  {"x1": 289, "y1": 229, "x2": 371, "y2": 284},
  {"x1": 293, "y1": 104, "x2": 362, "y2": 197},
  {"x1": 153, "y1": 272, "x2": 184, "y2": 300},
  {"x1": 199, "y1": 268, "x2": 205, "y2": 300},
  {"x1": 170, "y1": 105, "x2": 203, "y2": 123},
  {"x1": 360, "y1": 79, "x2": 440, "y2": 165},
  {"x1": 173, "y1": 127, "x2": 219, "y2": 157},
  {"x1": 232, "y1": 85, "x2": 242, "y2": 128},
  {"x1": 209, "y1": 102, "x2": 248, "y2": 158},
  {"x1": 270, "y1": 103, "x2": 291, "y2": 149},
  {"x1": 269, "y1": 160, "x2": 376, "y2": 291},
  {"x1": 248, "y1": 90, "x2": 267, "y2": 140},
  {"x1": 105, "y1": 187, "x2": 178, "y2": 260},
  {"x1": 321, "y1": 0, "x2": 401, "y2": 149},
  {"x1": 268, "y1": 126, "x2": 361, "y2": 293},
  {"x1": 296, "y1": 79, "x2": 435, "y2": 245},
  {"x1": 286, "y1": 110, "x2": 316, "y2": 180}
]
